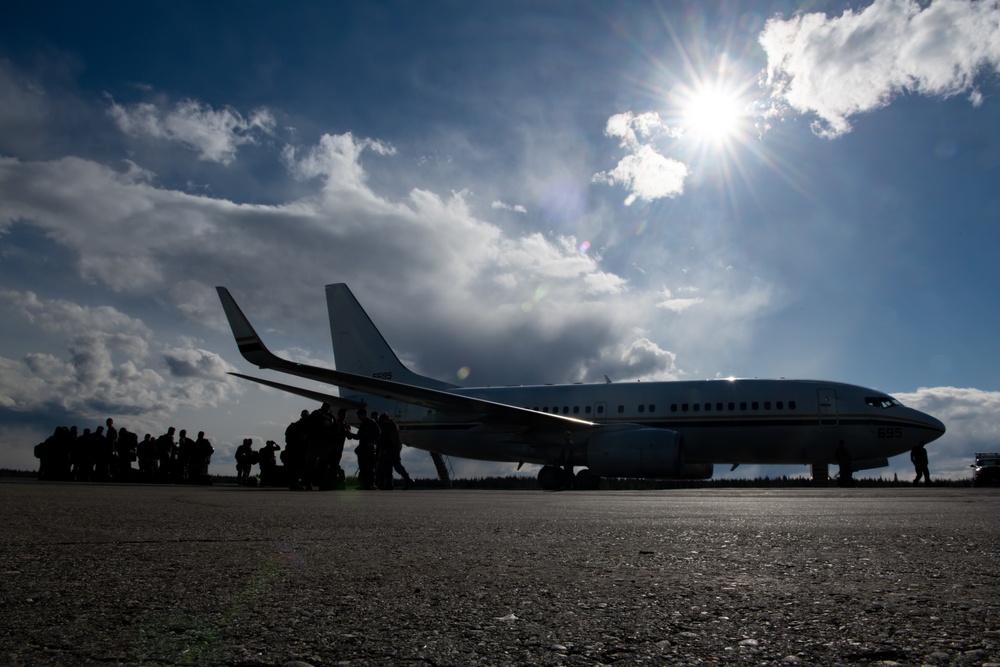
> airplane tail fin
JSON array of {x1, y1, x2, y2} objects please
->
[{"x1": 325, "y1": 283, "x2": 458, "y2": 390}]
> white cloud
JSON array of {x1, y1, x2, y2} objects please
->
[
  {"x1": 604, "y1": 111, "x2": 683, "y2": 149},
  {"x1": 894, "y1": 386, "x2": 1000, "y2": 478},
  {"x1": 656, "y1": 286, "x2": 704, "y2": 313},
  {"x1": 282, "y1": 132, "x2": 396, "y2": 195},
  {"x1": 593, "y1": 145, "x2": 689, "y2": 205},
  {"x1": 0, "y1": 129, "x2": 674, "y2": 391},
  {"x1": 592, "y1": 337, "x2": 680, "y2": 382},
  {"x1": 1, "y1": 288, "x2": 150, "y2": 336},
  {"x1": 0, "y1": 290, "x2": 239, "y2": 421},
  {"x1": 108, "y1": 98, "x2": 276, "y2": 163},
  {"x1": 593, "y1": 112, "x2": 689, "y2": 204},
  {"x1": 491, "y1": 200, "x2": 528, "y2": 214},
  {"x1": 759, "y1": 0, "x2": 1000, "y2": 137},
  {"x1": 162, "y1": 347, "x2": 234, "y2": 380}
]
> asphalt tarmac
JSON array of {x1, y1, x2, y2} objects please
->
[{"x1": 1, "y1": 482, "x2": 998, "y2": 667}]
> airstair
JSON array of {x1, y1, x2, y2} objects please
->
[{"x1": 430, "y1": 452, "x2": 453, "y2": 488}]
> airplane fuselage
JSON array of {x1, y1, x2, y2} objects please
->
[{"x1": 364, "y1": 378, "x2": 943, "y2": 469}]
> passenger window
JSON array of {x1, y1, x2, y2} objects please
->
[
  {"x1": 563, "y1": 406, "x2": 569, "y2": 414},
  {"x1": 597, "y1": 405, "x2": 605, "y2": 414},
  {"x1": 716, "y1": 402, "x2": 723, "y2": 411},
  {"x1": 728, "y1": 402, "x2": 735, "y2": 410},
  {"x1": 752, "y1": 402, "x2": 759, "y2": 410},
  {"x1": 573, "y1": 406, "x2": 580, "y2": 414},
  {"x1": 638, "y1": 405, "x2": 645, "y2": 413},
  {"x1": 671, "y1": 404, "x2": 678, "y2": 412},
  {"x1": 649, "y1": 404, "x2": 655, "y2": 413},
  {"x1": 617, "y1": 405, "x2": 624, "y2": 413},
  {"x1": 585, "y1": 406, "x2": 591, "y2": 414},
  {"x1": 682, "y1": 404, "x2": 689, "y2": 412},
  {"x1": 693, "y1": 404, "x2": 700, "y2": 412},
  {"x1": 764, "y1": 401, "x2": 771, "y2": 410},
  {"x1": 777, "y1": 401, "x2": 783, "y2": 410},
  {"x1": 789, "y1": 401, "x2": 796, "y2": 409},
  {"x1": 740, "y1": 402, "x2": 747, "y2": 410}
]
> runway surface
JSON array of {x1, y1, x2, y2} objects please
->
[{"x1": 1, "y1": 482, "x2": 998, "y2": 666}]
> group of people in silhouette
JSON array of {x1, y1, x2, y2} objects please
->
[
  {"x1": 238, "y1": 404, "x2": 414, "y2": 491},
  {"x1": 34, "y1": 418, "x2": 214, "y2": 484},
  {"x1": 32, "y1": 403, "x2": 415, "y2": 490}
]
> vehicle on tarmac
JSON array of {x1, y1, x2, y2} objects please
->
[{"x1": 971, "y1": 452, "x2": 1000, "y2": 487}]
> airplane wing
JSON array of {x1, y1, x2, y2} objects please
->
[
  {"x1": 229, "y1": 372, "x2": 365, "y2": 411},
  {"x1": 217, "y1": 286, "x2": 595, "y2": 431}
]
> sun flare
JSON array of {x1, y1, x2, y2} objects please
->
[{"x1": 682, "y1": 85, "x2": 746, "y2": 145}]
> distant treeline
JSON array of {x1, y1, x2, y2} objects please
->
[
  {"x1": 1, "y1": 468, "x2": 977, "y2": 488},
  {"x1": 427, "y1": 475, "x2": 978, "y2": 490}
]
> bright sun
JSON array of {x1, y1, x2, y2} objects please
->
[{"x1": 682, "y1": 85, "x2": 746, "y2": 144}]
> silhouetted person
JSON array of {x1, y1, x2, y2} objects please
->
[
  {"x1": 104, "y1": 418, "x2": 118, "y2": 479},
  {"x1": 283, "y1": 409, "x2": 309, "y2": 490},
  {"x1": 302, "y1": 403, "x2": 334, "y2": 490},
  {"x1": 376, "y1": 412, "x2": 412, "y2": 490},
  {"x1": 175, "y1": 429, "x2": 195, "y2": 482},
  {"x1": 116, "y1": 428, "x2": 138, "y2": 481},
  {"x1": 351, "y1": 408, "x2": 380, "y2": 490},
  {"x1": 235, "y1": 438, "x2": 255, "y2": 485},
  {"x1": 93, "y1": 425, "x2": 114, "y2": 482},
  {"x1": 73, "y1": 427, "x2": 90, "y2": 480},
  {"x1": 911, "y1": 443, "x2": 931, "y2": 485},
  {"x1": 36, "y1": 426, "x2": 73, "y2": 481},
  {"x1": 195, "y1": 431, "x2": 214, "y2": 482},
  {"x1": 258, "y1": 440, "x2": 280, "y2": 485},
  {"x1": 155, "y1": 427, "x2": 176, "y2": 483},
  {"x1": 138, "y1": 434, "x2": 157, "y2": 481}
]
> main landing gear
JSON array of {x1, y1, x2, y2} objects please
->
[{"x1": 537, "y1": 465, "x2": 601, "y2": 491}]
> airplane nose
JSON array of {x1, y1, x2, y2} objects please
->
[{"x1": 921, "y1": 411, "x2": 946, "y2": 441}]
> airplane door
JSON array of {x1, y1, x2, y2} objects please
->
[
  {"x1": 592, "y1": 401, "x2": 608, "y2": 421},
  {"x1": 817, "y1": 388, "x2": 838, "y2": 426},
  {"x1": 393, "y1": 402, "x2": 407, "y2": 421}
]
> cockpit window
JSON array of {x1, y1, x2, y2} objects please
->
[{"x1": 865, "y1": 395, "x2": 902, "y2": 409}]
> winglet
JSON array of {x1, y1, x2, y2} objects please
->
[{"x1": 216, "y1": 286, "x2": 283, "y2": 369}]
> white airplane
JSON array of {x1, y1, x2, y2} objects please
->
[{"x1": 216, "y1": 284, "x2": 946, "y2": 489}]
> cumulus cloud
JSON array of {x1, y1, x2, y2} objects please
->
[
  {"x1": 596, "y1": 337, "x2": 680, "y2": 382},
  {"x1": 163, "y1": 347, "x2": 235, "y2": 380},
  {"x1": 593, "y1": 112, "x2": 689, "y2": 204},
  {"x1": 0, "y1": 290, "x2": 238, "y2": 422},
  {"x1": 759, "y1": 0, "x2": 1000, "y2": 137},
  {"x1": 894, "y1": 386, "x2": 1000, "y2": 478},
  {"x1": 282, "y1": 131, "x2": 396, "y2": 194},
  {"x1": 108, "y1": 98, "x2": 275, "y2": 163},
  {"x1": 0, "y1": 125, "x2": 676, "y2": 390},
  {"x1": 1, "y1": 289, "x2": 150, "y2": 335}
]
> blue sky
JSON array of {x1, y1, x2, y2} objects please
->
[{"x1": 1, "y1": 0, "x2": 998, "y2": 480}]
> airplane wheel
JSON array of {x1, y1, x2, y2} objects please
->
[
  {"x1": 538, "y1": 465, "x2": 562, "y2": 490},
  {"x1": 574, "y1": 468, "x2": 601, "y2": 490}
]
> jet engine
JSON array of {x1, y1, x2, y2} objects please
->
[{"x1": 583, "y1": 427, "x2": 685, "y2": 478}]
